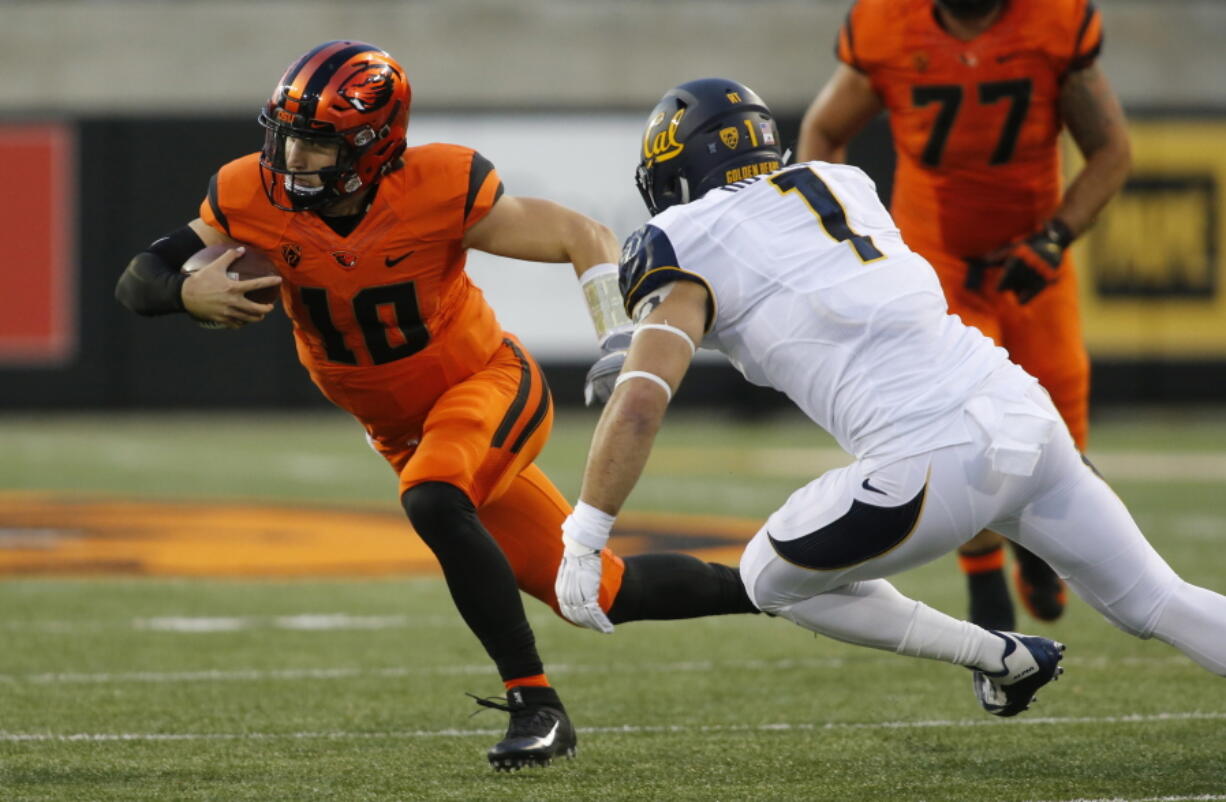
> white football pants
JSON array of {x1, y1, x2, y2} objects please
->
[{"x1": 740, "y1": 382, "x2": 1226, "y2": 676}]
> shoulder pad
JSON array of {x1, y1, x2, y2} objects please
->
[{"x1": 618, "y1": 223, "x2": 708, "y2": 319}]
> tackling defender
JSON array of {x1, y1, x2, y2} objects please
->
[
  {"x1": 115, "y1": 41, "x2": 757, "y2": 771},
  {"x1": 556, "y1": 79, "x2": 1226, "y2": 718}
]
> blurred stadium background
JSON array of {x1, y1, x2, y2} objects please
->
[
  {"x1": 4, "y1": 0, "x2": 1226, "y2": 407},
  {"x1": 2, "y1": 2, "x2": 1226, "y2": 799}
]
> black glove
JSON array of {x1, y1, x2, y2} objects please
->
[{"x1": 992, "y1": 219, "x2": 1074, "y2": 304}]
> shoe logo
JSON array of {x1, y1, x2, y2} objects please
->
[
  {"x1": 385, "y1": 249, "x2": 416, "y2": 267},
  {"x1": 861, "y1": 477, "x2": 887, "y2": 495},
  {"x1": 524, "y1": 721, "x2": 560, "y2": 750}
]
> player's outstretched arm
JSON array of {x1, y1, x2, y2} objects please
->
[
  {"x1": 1054, "y1": 64, "x2": 1132, "y2": 237},
  {"x1": 579, "y1": 282, "x2": 707, "y2": 514},
  {"x1": 464, "y1": 194, "x2": 632, "y2": 403},
  {"x1": 461, "y1": 195, "x2": 619, "y2": 277},
  {"x1": 555, "y1": 281, "x2": 708, "y2": 633},
  {"x1": 796, "y1": 63, "x2": 882, "y2": 163}
]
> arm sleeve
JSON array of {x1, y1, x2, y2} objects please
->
[{"x1": 113, "y1": 225, "x2": 205, "y2": 316}]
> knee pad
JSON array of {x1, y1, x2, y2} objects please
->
[{"x1": 401, "y1": 482, "x2": 476, "y2": 546}]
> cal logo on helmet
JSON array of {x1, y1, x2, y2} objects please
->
[
  {"x1": 642, "y1": 109, "x2": 687, "y2": 165},
  {"x1": 635, "y1": 78, "x2": 783, "y2": 216}
]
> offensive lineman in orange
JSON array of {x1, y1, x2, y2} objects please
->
[
  {"x1": 115, "y1": 41, "x2": 756, "y2": 771},
  {"x1": 797, "y1": 0, "x2": 1132, "y2": 630}
]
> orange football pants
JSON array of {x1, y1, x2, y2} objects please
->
[
  {"x1": 927, "y1": 250, "x2": 1090, "y2": 450},
  {"x1": 365, "y1": 335, "x2": 625, "y2": 615}
]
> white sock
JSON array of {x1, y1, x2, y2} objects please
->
[{"x1": 777, "y1": 579, "x2": 1004, "y2": 670}]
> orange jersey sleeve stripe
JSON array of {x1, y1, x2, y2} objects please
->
[
  {"x1": 836, "y1": 7, "x2": 862, "y2": 72},
  {"x1": 464, "y1": 151, "x2": 504, "y2": 228},
  {"x1": 206, "y1": 173, "x2": 231, "y2": 236},
  {"x1": 1070, "y1": 2, "x2": 1103, "y2": 71}
]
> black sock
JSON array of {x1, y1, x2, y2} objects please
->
[
  {"x1": 967, "y1": 569, "x2": 1015, "y2": 631},
  {"x1": 607, "y1": 554, "x2": 759, "y2": 624},
  {"x1": 402, "y1": 482, "x2": 543, "y2": 682}
]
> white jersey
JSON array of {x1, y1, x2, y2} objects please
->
[{"x1": 618, "y1": 161, "x2": 1015, "y2": 465}]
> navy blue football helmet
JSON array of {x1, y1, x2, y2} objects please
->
[{"x1": 635, "y1": 78, "x2": 783, "y2": 216}]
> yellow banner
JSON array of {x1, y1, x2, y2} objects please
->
[{"x1": 1073, "y1": 118, "x2": 1226, "y2": 358}]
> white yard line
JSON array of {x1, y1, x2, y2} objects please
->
[
  {"x1": 1, "y1": 711, "x2": 1223, "y2": 743},
  {"x1": 1, "y1": 614, "x2": 461, "y2": 634},
  {"x1": 0, "y1": 654, "x2": 1194, "y2": 685}
]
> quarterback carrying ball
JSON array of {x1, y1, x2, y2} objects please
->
[{"x1": 116, "y1": 41, "x2": 758, "y2": 771}]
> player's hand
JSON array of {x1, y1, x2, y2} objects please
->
[
  {"x1": 991, "y1": 219, "x2": 1074, "y2": 305},
  {"x1": 555, "y1": 536, "x2": 614, "y2": 634},
  {"x1": 583, "y1": 324, "x2": 633, "y2": 406},
  {"x1": 181, "y1": 247, "x2": 280, "y2": 329},
  {"x1": 584, "y1": 351, "x2": 627, "y2": 406}
]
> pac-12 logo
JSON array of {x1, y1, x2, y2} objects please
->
[{"x1": 338, "y1": 65, "x2": 395, "y2": 113}]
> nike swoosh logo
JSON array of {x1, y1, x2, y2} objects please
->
[
  {"x1": 523, "y1": 721, "x2": 560, "y2": 750},
  {"x1": 384, "y1": 249, "x2": 416, "y2": 267},
  {"x1": 861, "y1": 477, "x2": 887, "y2": 495}
]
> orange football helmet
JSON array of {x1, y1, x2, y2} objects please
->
[{"x1": 257, "y1": 41, "x2": 411, "y2": 210}]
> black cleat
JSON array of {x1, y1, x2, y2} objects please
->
[
  {"x1": 1012, "y1": 545, "x2": 1067, "y2": 622},
  {"x1": 973, "y1": 630, "x2": 1066, "y2": 717},
  {"x1": 472, "y1": 686, "x2": 577, "y2": 771}
]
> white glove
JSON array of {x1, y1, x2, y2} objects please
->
[
  {"x1": 584, "y1": 351, "x2": 627, "y2": 406},
  {"x1": 584, "y1": 326, "x2": 632, "y2": 406},
  {"x1": 555, "y1": 502, "x2": 616, "y2": 633},
  {"x1": 556, "y1": 543, "x2": 613, "y2": 634}
]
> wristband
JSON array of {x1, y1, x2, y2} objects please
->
[
  {"x1": 561, "y1": 500, "x2": 616, "y2": 552},
  {"x1": 580, "y1": 263, "x2": 632, "y2": 342}
]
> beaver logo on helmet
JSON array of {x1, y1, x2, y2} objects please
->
[
  {"x1": 257, "y1": 41, "x2": 412, "y2": 212},
  {"x1": 338, "y1": 66, "x2": 396, "y2": 113}
]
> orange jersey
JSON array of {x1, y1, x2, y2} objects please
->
[
  {"x1": 837, "y1": 0, "x2": 1102, "y2": 258},
  {"x1": 199, "y1": 143, "x2": 505, "y2": 424}
]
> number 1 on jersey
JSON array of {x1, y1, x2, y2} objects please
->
[{"x1": 769, "y1": 168, "x2": 884, "y2": 262}]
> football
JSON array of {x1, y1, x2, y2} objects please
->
[{"x1": 181, "y1": 244, "x2": 281, "y2": 305}]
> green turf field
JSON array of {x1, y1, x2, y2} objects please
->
[{"x1": 1, "y1": 410, "x2": 1225, "y2": 800}]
